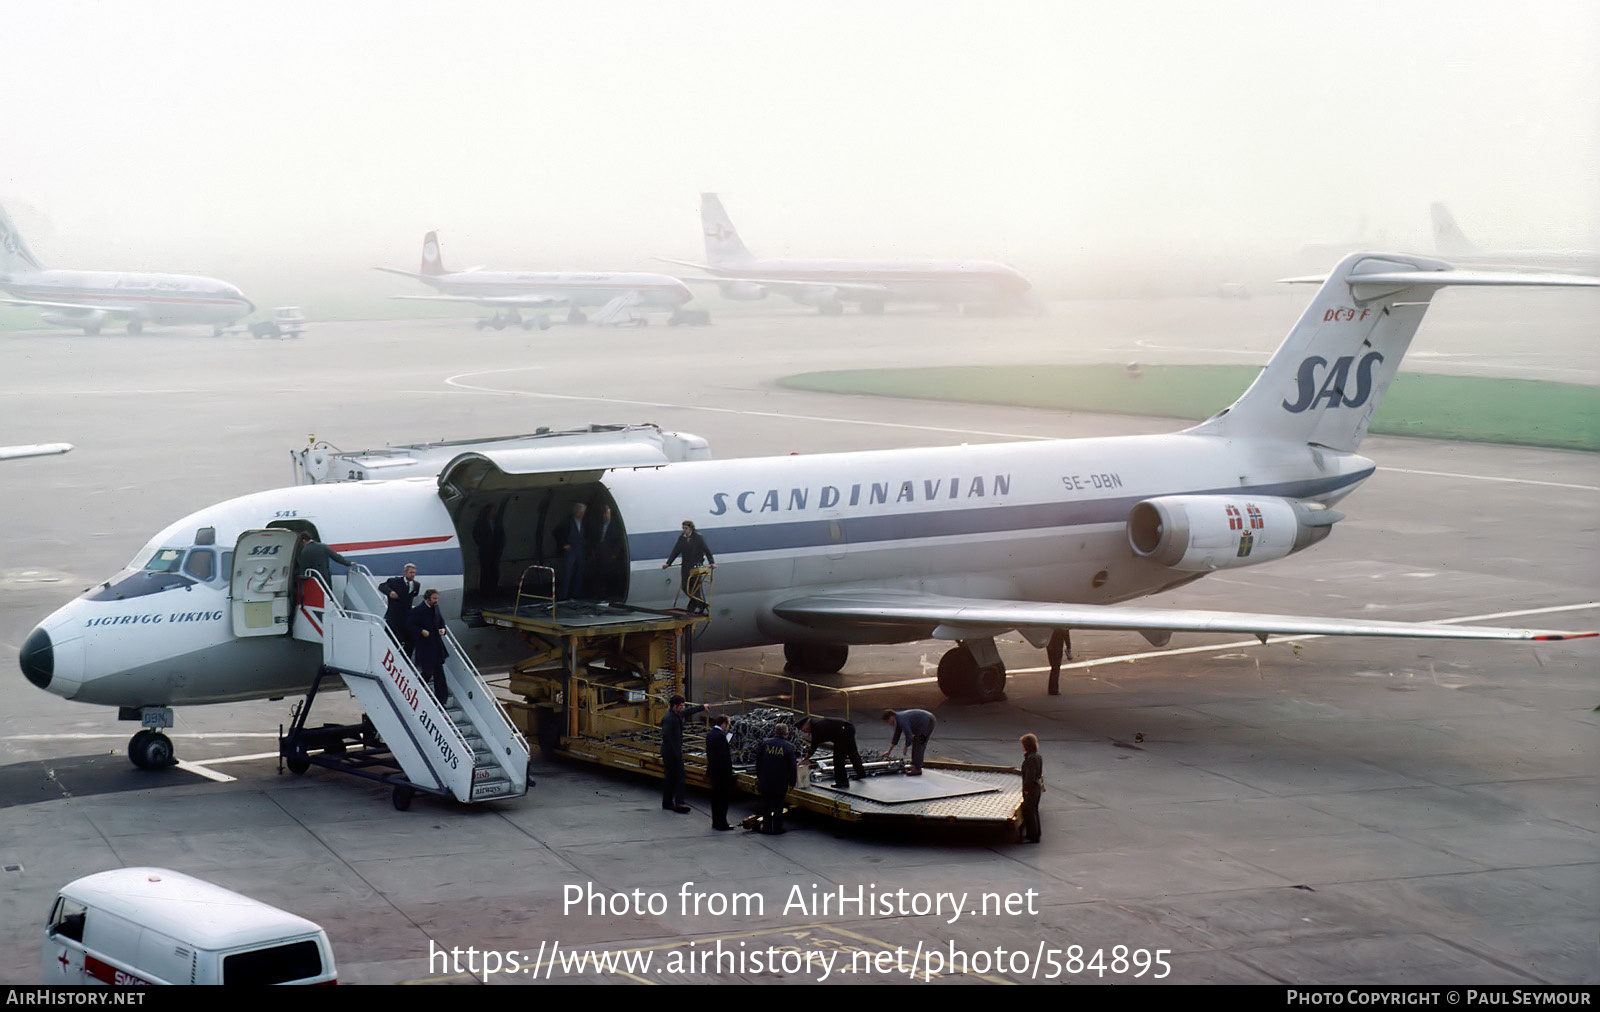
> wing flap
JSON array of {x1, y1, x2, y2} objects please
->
[
  {"x1": 2, "y1": 297, "x2": 133, "y2": 317},
  {"x1": 772, "y1": 591, "x2": 1597, "y2": 643}
]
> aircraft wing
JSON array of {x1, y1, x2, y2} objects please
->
[
  {"x1": 391, "y1": 294, "x2": 567, "y2": 309},
  {"x1": 771, "y1": 590, "x2": 1597, "y2": 644},
  {"x1": 0, "y1": 442, "x2": 73, "y2": 460},
  {"x1": 1, "y1": 297, "x2": 135, "y2": 318}
]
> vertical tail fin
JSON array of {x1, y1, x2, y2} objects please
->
[
  {"x1": 700, "y1": 193, "x2": 754, "y2": 264},
  {"x1": 1190, "y1": 252, "x2": 1598, "y2": 452},
  {"x1": 420, "y1": 231, "x2": 448, "y2": 276},
  {"x1": 0, "y1": 203, "x2": 44, "y2": 276},
  {"x1": 1430, "y1": 203, "x2": 1476, "y2": 257}
]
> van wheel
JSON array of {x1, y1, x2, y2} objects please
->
[
  {"x1": 129, "y1": 730, "x2": 175, "y2": 769},
  {"x1": 392, "y1": 785, "x2": 415, "y2": 811}
]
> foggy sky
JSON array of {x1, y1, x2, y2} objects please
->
[{"x1": 4, "y1": 0, "x2": 1596, "y2": 287}]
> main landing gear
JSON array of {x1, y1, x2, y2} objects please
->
[
  {"x1": 936, "y1": 639, "x2": 1007, "y2": 703},
  {"x1": 475, "y1": 311, "x2": 552, "y2": 331},
  {"x1": 783, "y1": 642, "x2": 849, "y2": 675}
]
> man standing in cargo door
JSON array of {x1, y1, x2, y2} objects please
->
[{"x1": 662, "y1": 520, "x2": 715, "y2": 614}]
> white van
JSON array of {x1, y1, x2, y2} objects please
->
[{"x1": 42, "y1": 868, "x2": 337, "y2": 985}]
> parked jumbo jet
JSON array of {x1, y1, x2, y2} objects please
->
[
  {"x1": 18, "y1": 253, "x2": 1597, "y2": 768},
  {"x1": 658, "y1": 193, "x2": 1036, "y2": 315},
  {"x1": 1431, "y1": 203, "x2": 1597, "y2": 273},
  {"x1": 376, "y1": 231, "x2": 697, "y2": 329},
  {"x1": 0, "y1": 204, "x2": 253, "y2": 336}
]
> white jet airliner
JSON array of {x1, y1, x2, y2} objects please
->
[
  {"x1": 1431, "y1": 203, "x2": 1597, "y2": 274},
  {"x1": 658, "y1": 193, "x2": 1035, "y2": 315},
  {"x1": 376, "y1": 231, "x2": 696, "y2": 328},
  {"x1": 0, "y1": 204, "x2": 254, "y2": 336},
  {"x1": 18, "y1": 252, "x2": 1597, "y2": 769}
]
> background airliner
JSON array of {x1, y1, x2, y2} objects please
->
[
  {"x1": 1431, "y1": 203, "x2": 1597, "y2": 273},
  {"x1": 0, "y1": 204, "x2": 254, "y2": 336},
  {"x1": 658, "y1": 192, "x2": 1036, "y2": 315},
  {"x1": 0, "y1": 443, "x2": 72, "y2": 461},
  {"x1": 376, "y1": 231, "x2": 696, "y2": 328}
]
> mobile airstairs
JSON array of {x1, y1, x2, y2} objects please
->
[{"x1": 278, "y1": 569, "x2": 531, "y2": 811}]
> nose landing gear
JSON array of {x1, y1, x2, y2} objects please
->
[
  {"x1": 129, "y1": 729, "x2": 176, "y2": 769},
  {"x1": 125, "y1": 706, "x2": 178, "y2": 769}
]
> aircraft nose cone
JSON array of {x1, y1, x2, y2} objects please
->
[{"x1": 19, "y1": 626, "x2": 52, "y2": 689}]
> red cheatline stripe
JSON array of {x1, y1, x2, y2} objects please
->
[
  {"x1": 332, "y1": 535, "x2": 453, "y2": 552},
  {"x1": 1534, "y1": 632, "x2": 1597, "y2": 640},
  {"x1": 8, "y1": 288, "x2": 248, "y2": 307}
]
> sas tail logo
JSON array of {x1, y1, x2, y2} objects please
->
[{"x1": 1282, "y1": 351, "x2": 1384, "y2": 413}]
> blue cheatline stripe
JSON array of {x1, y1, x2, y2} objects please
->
[
  {"x1": 348, "y1": 546, "x2": 462, "y2": 578},
  {"x1": 626, "y1": 470, "x2": 1373, "y2": 561}
]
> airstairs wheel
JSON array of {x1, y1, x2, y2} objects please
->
[
  {"x1": 392, "y1": 785, "x2": 415, "y2": 811},
  {"x1": 286, "y1": 751, "x2": 311, "y2": 775}
]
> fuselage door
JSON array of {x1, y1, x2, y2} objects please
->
[{"x1": 230, "y1": 529, "x2": 299, "y2": 637}]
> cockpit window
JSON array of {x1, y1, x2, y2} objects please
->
[
  {"x1": 142, "y1": 548, "x2": 185, "y2": 572},
  {"x1": 85, "y1": 568, "x2": 195, "y2": 601},
  {"x1": 183, "y1": 549, "x2": 216, "y2": 582}
]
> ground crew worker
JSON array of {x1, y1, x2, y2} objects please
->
[
  {"x1": 795, "y1": 715, "x2": 866, "y2": 789},
  {"x1": 662, "y1": 520, "x2": 715, "y2": 614},
  {"x1": 882, "y1": 708, "x2": 936, "y2": 776},
  {"x1": 755, "y1": 724, "x2": 798, "y2": 833}
]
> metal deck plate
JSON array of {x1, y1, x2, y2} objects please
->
[{"x1": 811, "y1": 768, "x2": 998, "y2": 805}]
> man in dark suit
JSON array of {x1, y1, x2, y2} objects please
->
[
  {"x1": 586, "y1": 504, "x2": 627, "y2": 601},
  {"x1": 706, "y1": 714, "x2": 736, "y2": 830},
  {"x1": 556, "y1": 502, "x2": 587, "y2": 600},
  {"x1": 796, "y1": 715, "x2": 867, "y2": 789},
  {"x1": 380, "y1": 563, "x2": 419, "y2": 652},
  {"x1": 660, "y1": 693, "x2": 705, "y2": 813},
  {"x1": 409, "y1": 589, "x2": 449, "y2": 704},
  {"x1": 295, "y1": 533, "x2": 355, "y2": 589},
  {"x1": 472, "y1": 504, "x2": 506, "y2": 597}
]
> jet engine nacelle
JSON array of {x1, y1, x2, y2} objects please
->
[
  {"x1": 790, "y1": 286, "x2": 843, "y2": 312},
  {"x1": 717, "y1": 281, "x2": 767, "y2": 301},
  {"x1": 41, "y1": 308, "x2": 108, "y2": 334},
  {"x1": 1127, "y1": 495, "x2": 1339, "y2": 572}
]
